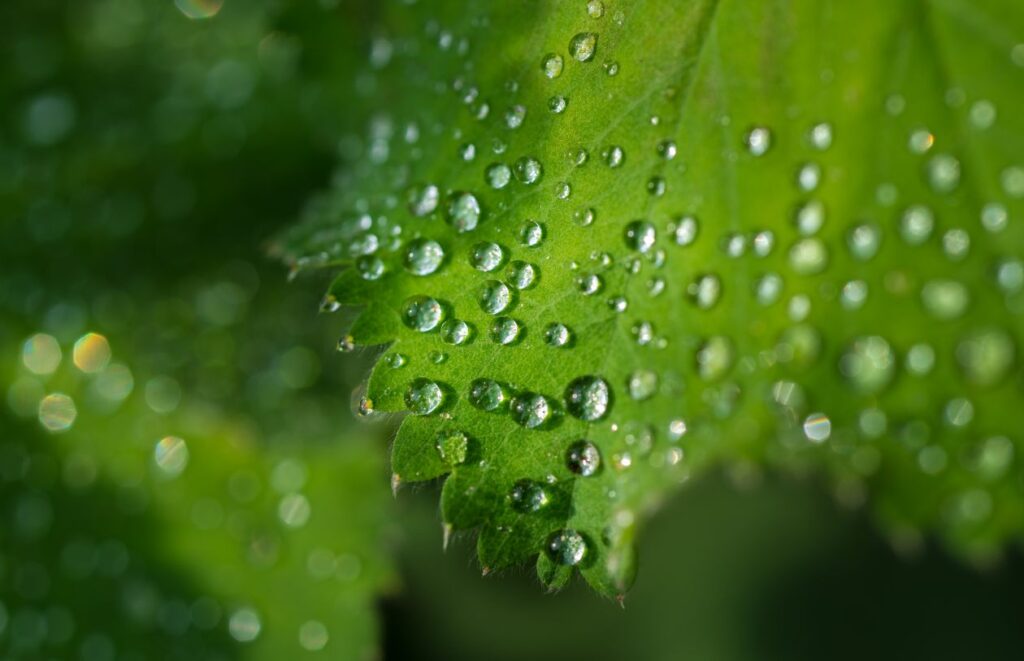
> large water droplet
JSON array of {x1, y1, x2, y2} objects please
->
[
  {"x1": 470, "y1": 241, "x2": 506, "y2": 272},
  {"x1": 508, "y1": 479, "x2": 550, "y2": 513},
  {"x1": 490, "y1": 317, "x2": 521, "y2": 345},
  {"x1": 510, "y1": 392, "x2": 554, "y2": 428},
  {"x1": 547, "y1": 529, "x2": 587, "y2": 566},
  {"x1": 569, "y1": 32, "x2": 598, "y2": 62},
  {"x1": 402, "y1": 295, "x2": 445, "y2": 332},
  {"x1": 404, "y1": 238, "x2": 445, "y2": 275},
  {"x1": 445, "y1": 192, "x2": 481, "y2": 232},
  {"x1": 479, "y1": 280, "x2": 514, "y2": 315},
  {"x1": 565, "y1": 376, "x2": 610, "y2": 421},
  {"x1": 405, "y1": 378, "x2": 445, "y2": 415},
  {"x1": 514, "y1": 156, "x2": 543, "y2": 184},
  {"x1": 469, "y1": 379, "x2": 508, "y2": 411},
  {"x1": 624, "y1": 220, "x2": 657, "y2": 254}
]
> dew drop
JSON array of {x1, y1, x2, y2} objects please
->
[
  {"x1": 541, "y1": 53, "x2": 564, "y2": 79},
  {"x1": 656, "y1": 140, "x2": 677, "y2": 160},
  {"x1": 569, "y1": 32, "x2": 598, "y2": 62},
  {"x1": 576, "y1": 273, "x2": 604, "y2": 296},
  {"x1": 847, "y1": 223, "x2": 881, "y2": 260},
  {"x1": 624, "y1": 220, "x2": 657, "y2": 254},
  {"x1": 957, "y1": 329, "x2": 1015, "y2": 386},
  {"x1": 514, "y1": 156, "x2": 543, "y2": 184},
  {"x1": 510, "y1": 392, "x2": 554, "y2": 428},
  {"x1": 469, "y1": 379, "x2": 509, "y2": 412},
  {"x1": 840, "y1": 336, "x2": 895, "y2": 393},
  {"x1": 547, "y1": 530, "x2": 587, "y2": 566},
  {"x1": 548, "y1": 95, "x2": 568, "y2": 114},
  {"x1": 479, "y1": 280, "x2": 513, "y2": 315},
  {"x1": 504, "y1": 104, "x2": 527, "y2": 129},
  {"x1": 565, "y1": 376, "x2": 610, "y2": 421},
  {"x1": 900, "y1": 205, "x2": 935, "y2": 245},
  {"x1": 587, "y1": 0, "x2": 605, "y2": 18},
  {"x1": 688, "y1": 274, "x2": 722, "y2": 309},
  {"x1": 788, "y1": 238, "x2": 829, "y2": 275},
  {"x1": 470, "y1": 241, "x2": 506, "y2": 272},
  {"x1": 486, "y1": 163, "x2": 511, "y2": 189},
  {"x1": 921, "y1": 280, "x2": 969, "y2": 320},
  {"x1": 445, "y1": 192, "x2": 481, "y2": 233},
  {"x1": 355, "y1": 255, "x2": 385, "y2": 280},
  {"x1": 573, "y1": 207, "x2": 596, "y2": 227},
  {"x1": 672, "y1": 215, "x2": 699, "y2": 246},
  {"x1": 696, "y1": 336, "x2": 733, "y2": 381},
  {"x1": 602, "y1": 145, "x2": 624, "y2": 168},
  {"x1": 440, "y1": 319, "x2": 472, "y2": 345},
  {"x1": 566, "y1": 440, "x2": 601, "y2": 476},
  {"x1": 435, "y1": 431, "x2": 469, "y2": 466},
  {"x1": 506, "y1": 260, "x2": 538, "y2": 289},
  {"x1": 404, "y1": 238, "x2": 445, "y2": 275},
  {"x1": 490, "y1": 317, "x2": 521, "y2": 345},
  {"x1": 508, "y1": 479, "x2": 550, "y2": 513},
  {"x1": 744, "y1": 126, "x2": 772, "y2": 156},
  {"x1": 402, "y1": 295, "x2": 444, "y2": 332},
  {"x1": 627, "y1": 370, "x2": 658, "y2": 401},
  {"x1": 405, "y1": 378, "x2": 445, "y2": 415},
  {"x1": 980, "y1": 202, "x2": 1008, "y2": 233},
  {"x1": 520, "y1": 220, "x2": 545, "y2": 247},
  {"x1": 808, "y1": 122, "x2": 833, "y2": 150},
  {"x1": 407, "y1": 184, "x2": 439, "y2": 217},
  {"x1": 927, "y1": 153, "x2": 961, "y2": 193},
  {"x1": 545, "y1": 323, "x2": 573, "y2": 347},
  {"x1": 803, "y1": 413, "x2": 832, "y2": 443}
]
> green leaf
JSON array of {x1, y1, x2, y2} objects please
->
[{"x1": 279, "y1": 0, "x2": 1024, "y2": 596}]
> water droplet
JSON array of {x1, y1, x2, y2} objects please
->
[
  {"x1": 602, "y1": 145, "x2": 624, "y2": 168},
  {"x1": 921, "y1": 280, "x2": 969, "y2": 320},
  {"x1": 547, "y1": 530, "x2": 587, "y2": 566},
  {"x1": 506, "y1": 261, "x2": 538, "y2": 289},
  {"x1": 510, "y1": 392, "x2": 554, "y2": 428},
  {"x1": 900, "y1": 205, "x2": 934, "y2": 245},
  {"x1": 576, "y1": 273, "x2": 603, "y2": 296},
  {"x1": 504, "y1": 104, "x2": 527, "y2": 129},
  {"x1": 508, "y1": 479, "x2": 550, "y2": 513},
  {"x1": 337, "y1": 334, "x2": 355, "y2": 352},
  {"x1": 627, "y1": 370, "x2": 658, "y2": 401},
  {"x1": 445, "y1": 192, "x2": 481, "y2": 233},
  {"x1": 545, "y1": 323, "x2": 573, "y2": 347},
  {"x1": 996, "y1": 259, "x2": 1024, "y2": 294},
  {"x1": 154, "y1": 436, "x2": 189, "y2": 477},
  {"x1": 228, "y1": 608, "x2": 262, "y2": 643},
  {"x1": 672, "y1": 216, "x2": 699, "y2": 246},
  {"x1": 788, "y1": 238, "x2": 829, "y2": 275},
  {"x1": 407, "y1": 184, "x2": 439, "y2": 217},
  {"x1": 944, "y1": 397, "x2": 974, "y2": 428},
  {"x1": 841, "y1": 280, "x2": 869, "y2": 310},
  {"x1": 927, "y1": 153, "x2": 960, "y2": 193},
  {"x1": 980, "y1": 202, "x2": 1008, "y2": 233},
  {"x1": 356, "y1": 255, "x2": 385, "y2": 280},
  {"x1": 402, "y1": 295, "x2": 445, "y2": 332},
  {"x1": 479, "y1": 280, "x2": 513, "y2": 315},
  {"x1": 541, "y1": 53, "x2": 564, "y2": 79},
  {"x1": 548, "y1": 95, "x2": 568, "y2": 114},
  {"x1": 942, "y1": 228, "x2": 970, "y2": 260},
  {"x1": 1001, "y1": 166, "x2": 1024, "y2": 198},
  {"x1": 404, "y1": 238, "x2": 445, "y2": 275},
  {"x1": 797, "y1": 164, "x2": 822, "y2": 192},
  {"x1": 587, "y1": 0, "x2": 605, "y2": 18},
  {"x1": 752, "y1": 230, "x2": 775, "y2": 256},
  {"x1": 520, "y1": 221, "x2": 545, "y2": 247},
  {"x1": 573, "y1": 207, "x2": 596, "y2": 227},
  {"x1": 440, "y1": 319, "x2": 473, "y2": 345},
  {"x1": 569, "y1": 32, "x2": 598, "y2": 62},
  {"x1": 435, "y1": 430, "x2": 469, "y2": 466},
  {"x1": 847, "y1": 223, "x2": 881, "y2": 260},
  {"x1": 514, "y1": 156, "x2": 543, "y2": 184},
  {"x1": 755, "y1": 273, "x2": 784, "y2": 305},
  {"x1": 470, "y1": 241, "x2": 506, "y2": 272},
  {"x1": 405, "y1": 378, "x2": 445, "y2": 415},
  {"x1": 957, "y1": 329, "x2": 1015, "y2": 386},
  {"x1": 969, "y1": 99, "x2": 997, "y2": 130},
  {"x1": 459, "y1": 142, "x2": 477, "y2": 161},
  {"x1": 688, "y1": 274, "x2": 722, "y2": 309},
  {"x1": 840, "y1": 336, "x2": 895, "y2": 393},
  {"x1": 490, "y1": 317, "x2": 521, "y2": 345},
  {"x1": 745, "y1": 126, "x2": 772, "y2": 156},
  {"x1": 803, "y1": 413, "x2": 832, "y2": 443},
  {"x1": 906, "y1": 343, "x2": 935, "y2": 375},
  {"x1": 656, "y1": 140, "x2": 677, "y2": 160},
  {"x1": 624, "y1": 220, "x2": 657, "y2": 253},
  {"x1": 808, "y1": 122, "x2": 833, "y2": 150},
  {"x1": 795, "y1": 200, "x2": 825, "y2": 235},
  {"x1": 566, "y1": 440, "x2": 601, "y2": 476},
  {"x1": 299, "y1": 621, "x2": 329, "y2": 652},
  {"x1": 469, "y1": 379, "x2": 509, "y2": 412},
  {"x1": 696, "y1": 336, "x2": 733, "y2": 381},
  {"x1": 647, "y1": 177, "x2": 666, "y2": 197},
  {"x1": 908, "y1": 129, "x2": 934, "y2": 154},
  {"x1": 565, "y1": 376, "x2": 610, "y2": 421},
  {"x1": 386, "y1": 353, "x2": 407, "y2": 369},
  {"x1": 486, "y1": 163, "x2": 512, "y2": 189}
]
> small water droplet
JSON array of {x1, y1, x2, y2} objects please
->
[
  {"x1": 520, "y1": 221, "x2": 545, "y2": 247},
  {"x1": 545, "y1": 323, "x2": 573, "y2": 347},
  {"x1": 407, "y1": 184, "x2": 439, "y2": 217},
  {"x1": 440, "y1": 319, "x2": 473, "y2": 345},
  {"x1": 672, "y1": 215, "x2": 699, "y2": 246},
  {"x1": 808, "y1": 122, "x2": 833, "y2": 150},
  {"x1": 486, "y1": 163, "x2": 512, "y2": 189},
  {"x1": 490, "y1": 317, "x2": 522, "y2": 345},
  {"x1": 562, "y1": 441, "x2": 601, "y2": 482},
  {"x1": 627, "y1": 370, "x2": 658, "y2": 401},
  {"x1": 921, "y1": 280, "x2": 969, "y2": 320},
  {"x1": 656, "y1": 140, "x2": 677, "y2": 160},
  {"x1": 900, "y1": 205, "x2": 935, "y2": 245},
  {"x1": 744, "y1": 126, "x2": 772, "y2": 156},
  {"x1": 510, "y1": 392, "x2": 554, "y2": 428},
  {"x1": 541, "y1": 53, "x2": 564, "y2": 79},
  {"x1": 602, "y1": 145, "x2": 624, "y2": 168},
  {"x1": 514, "y1": 156, "x2": 543, "y2": 184},
  {"x1": 624, "y1": 220, "x2": 657, "y2": 254},
  {"x1": 548, "y1": 95, "x2": 568, "y2": 114},
  {"x1": 508, "y1": 479, "x2": 550, "y2": 512},
  {"x1": 688, "y1": 274, "x2": 722, "y2": 309},
  {"x1": 479, "y1": 280, "x2": 513, "y2": 315},
  {"x1": 435, "y1": 431, "x2": 469, "y2": 466},
  {"x1": 803, "y1": 413, "x2": 832, "y2": 443},
  {"x1": 506, "y1": 260, "x2": 538, "y2": 289},
  {"x1": 504, "y1": 104, "x2": 527, "y2": 129}
]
